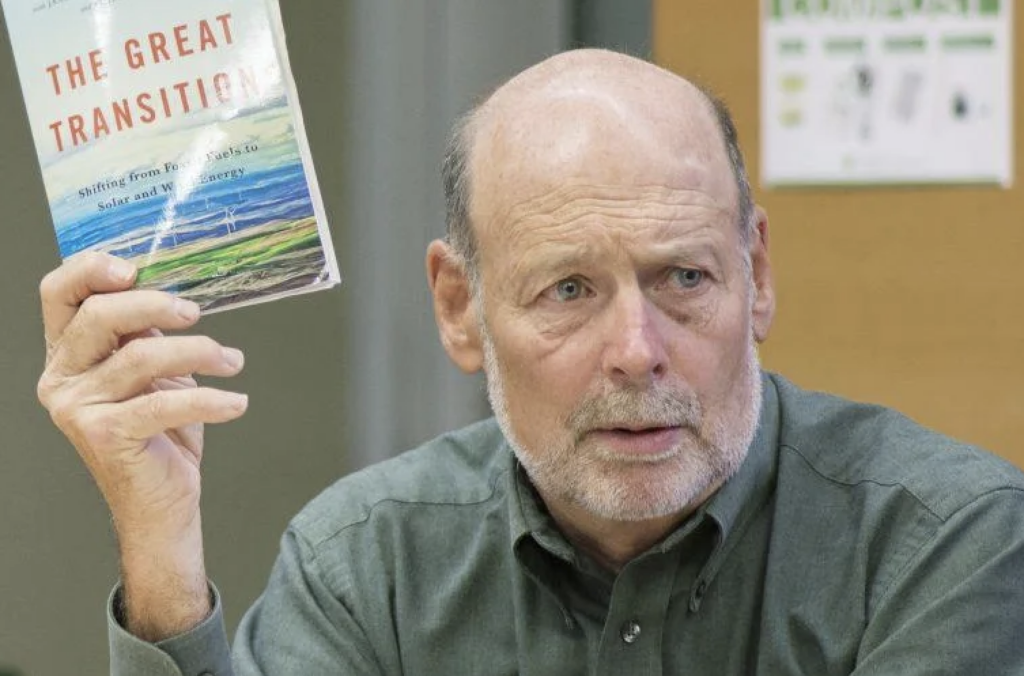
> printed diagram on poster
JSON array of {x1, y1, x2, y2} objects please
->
[{"x1": 761, "y1": 1, "x2": 1013, "y2": 187}]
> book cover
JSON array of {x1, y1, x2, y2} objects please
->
[{"x1": 1, "y1": 0, "x2": 340, "y2": 312}]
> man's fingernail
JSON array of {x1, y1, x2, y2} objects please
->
[
  {"x1": 224, "y1": 392, "x2": 248, "y2": 412},
  {"x1": 222, "y1": 347, "x2": 245, "y2": 370},
  {"x1": 176, "y1": 299, "x2": 201, "y2": 321},
  {"x1": 109, "y1": 259, "x2": 135, "y2": 282}
]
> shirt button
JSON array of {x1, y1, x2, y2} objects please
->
[{"x1": 620, "y1": 620, "x2": 641, "y2": 644}]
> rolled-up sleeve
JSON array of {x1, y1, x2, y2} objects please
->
[{"x1": 108, "y1": 583, "x2": 233, "y2": 676}]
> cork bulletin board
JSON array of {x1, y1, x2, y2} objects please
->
[{"x1": 654, "y1": 1, "x2": 1023, "y2": 467}]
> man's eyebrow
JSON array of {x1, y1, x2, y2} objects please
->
[
  {"x1": 507, "y1": 239, "x2": 728, "y2": 284},
  {"x1": 508, "y1": 243, "x2": 597, "y2": 279},
  {"x1": 643, "y1": 240, "x2": 724, "y2": 264}
]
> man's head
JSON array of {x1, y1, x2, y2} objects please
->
[
  {"x1": 427, "y1": 49, "x2": 775, "y2": 525},
  {"x1": 443, "y1": 53, "x2": 757, "y2": 289}
]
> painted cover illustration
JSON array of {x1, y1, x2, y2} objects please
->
[{"x1": 1, "y1": 0, "x2": 340, "y2": 311}]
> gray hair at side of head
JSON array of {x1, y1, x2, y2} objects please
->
[
  {"x1": 441, "y1": 79, "x2": 755, "y2": 293},
  {"x1": 696, "y1": 84, "x2": 756, "y2": 249},
  {"x1": 441, "y1": 108, "x2": 481, "y2": 293}
]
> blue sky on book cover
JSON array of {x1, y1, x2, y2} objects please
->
[{"x1": 3, "y1": 0, "x2": 338, "y2": 310}]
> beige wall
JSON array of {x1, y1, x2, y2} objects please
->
[{"x1": 655, "y1": 1, "x2": 1024, "y2": 468}]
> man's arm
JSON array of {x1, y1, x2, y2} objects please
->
[
  {"x1": 853, "y1": 487, "x2": 1024, "y2": 674},
  {"x1": 232, "y1": 528, "x2": 388, "y2": 674},
  {"x1": 37, "y1": 252, "x2": 247, "y2": 642},
  {"x1": 106, "y1": 525, "x2": 389, "y2": 675}
]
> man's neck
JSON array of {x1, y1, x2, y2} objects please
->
[{"x1": 540, "y1": 483, "x2": 721, "y2": 572}]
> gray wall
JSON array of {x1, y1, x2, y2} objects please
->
[
  {"x1": 573, "y1": 0, "x2": 652, "y2": 56},
  {"x1": 0, "y1": 0, "x2": 650, "y2": 672},
  {"x1": 0, "y1": 1, "x2": 568, "y2": 673},
  {"x1": 338, "y1": 1, "x2": 570, "y2": 470}
]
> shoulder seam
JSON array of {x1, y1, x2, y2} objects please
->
[
  {"x1": 302, "y1": 464, "x2": 511, "y2": 550},
  {"x1": 781, "y1": 443, "x2": 1024, "y2": 523},
  {"x1": 780, "y1": 443, "x2": 943, "y2": 521}
]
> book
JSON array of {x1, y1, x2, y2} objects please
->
[{"x1": 1, "y1": 0, "x2": 340, "y2": 312}]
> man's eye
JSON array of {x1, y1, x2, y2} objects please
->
[
  {"x1": 550, "y1": 277, "x2": 586, "y2": 302},
  {"x1": 669, "y1": 268, "x2": 704, "y2": 289}
]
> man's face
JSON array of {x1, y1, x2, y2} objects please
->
[{"x1": 468, "y1": 93, "x2": 771, "y2": 523}]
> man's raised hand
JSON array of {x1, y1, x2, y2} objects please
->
[{"x1": 37, "y1": 251, "x2": 248, "y2": 640}]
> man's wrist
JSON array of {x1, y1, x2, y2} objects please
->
[
  {"x1": 108, "y1": 582, "x2": 233, "y2": 676},
  {"x1": 117, "y1": 520, "x2": 211, "y2": 641},
  {"x1": 120, "y1": 574, "x2": 213, "y2": 641}
]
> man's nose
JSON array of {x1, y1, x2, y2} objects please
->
[{"x1": 601, "y1": 288, "x2": 669, "y2": 387}]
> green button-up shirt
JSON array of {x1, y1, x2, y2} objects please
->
[{"x1": 110, "y1": 373, "x2": 1024, "y2": 675}]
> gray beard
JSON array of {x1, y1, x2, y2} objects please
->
[{"x1": 481, "y1": 326, "x2": 763, "y2": 522}]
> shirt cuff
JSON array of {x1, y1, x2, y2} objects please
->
[{"x1": 108, "y1": 581, "x2": 234, "y2": 676}]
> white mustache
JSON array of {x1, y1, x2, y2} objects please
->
[{"x1": 566, "y1": 386, "x2": 703, "y2": 440}]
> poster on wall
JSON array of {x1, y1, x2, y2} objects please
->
[{"x1": 761, "y1": 0, "x2": 1013, "y2": 187}]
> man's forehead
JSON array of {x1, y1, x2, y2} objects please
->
[
  {"x1": 494, "y1": 181, "x2": 733, "y2": 246},
  {"x1": 474, "y1": 68, "x2": 719, "y2": 166},
  {"x1": 470, "y1": 98, "x2": 734, "y2": 242},
  {"x1": 464, "y1": 51, "x2": 736, "y2": 243}
]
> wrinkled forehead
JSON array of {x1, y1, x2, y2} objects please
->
[{"x1": 468, "y1": 84, "x2": 738, "y2": 248}]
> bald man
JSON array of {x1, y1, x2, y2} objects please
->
[{"x1": 38, "y1": 49, "x2": 1024, "y2": 675}]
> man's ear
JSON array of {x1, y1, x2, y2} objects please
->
[
  {"x1": 749, "y1": 205, "x2": 776, "y2": 344},
  {"x1": 426, "y1": 240, "x2": 484, "y2": 373}
]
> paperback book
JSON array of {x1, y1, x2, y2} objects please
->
[{"x1": 1, "y1": 0, "x2": 340, "y2": 312}]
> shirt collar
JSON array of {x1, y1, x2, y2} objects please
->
[
  {"x1": 509, "y1": 452, "x2": 577, "y2": 563},
  {"x1": 700, "y1": 371, "x2": 780, "y2": 548}
]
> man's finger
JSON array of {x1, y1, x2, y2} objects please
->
[
  {"x1": 160, "y1": 375, "x2": 199, "y2": 389},
  {"x1": 50, "y1": 290, "x2": 201, "y2": 376},
  {"x1": 119, "y1": 327, "x2": 165, "y2": 350},
  {"x1": 40, "y1": 251, "x2": 138, "y2": 345},
  {"x1": 156, "y1": 377, "x2": 204, "y2": 454},
  {"x1": 82, "y1": 387, "x2": 249, "y2": 453},
  {"x1": 124, "y1": 387, "x2": 249, "y2": 444},
  {"x1": 78, "y1": 335, "x2": 244, "y2": 405}
]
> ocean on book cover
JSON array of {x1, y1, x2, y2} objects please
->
[{"x1": 1, "y1": 0, "x2": 340, "y2": 312}]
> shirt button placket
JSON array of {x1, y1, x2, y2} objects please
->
[{"x1": 619, "y1": 620, "x2": 641, "y2": 645}]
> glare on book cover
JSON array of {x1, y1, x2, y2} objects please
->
[{"x1": 3, "y1": 0, "x2": 338, "y2": 310}]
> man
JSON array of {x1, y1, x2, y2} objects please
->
[{"x1": 37, "y1": 49, "x2": 1024, "y2": 675}]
